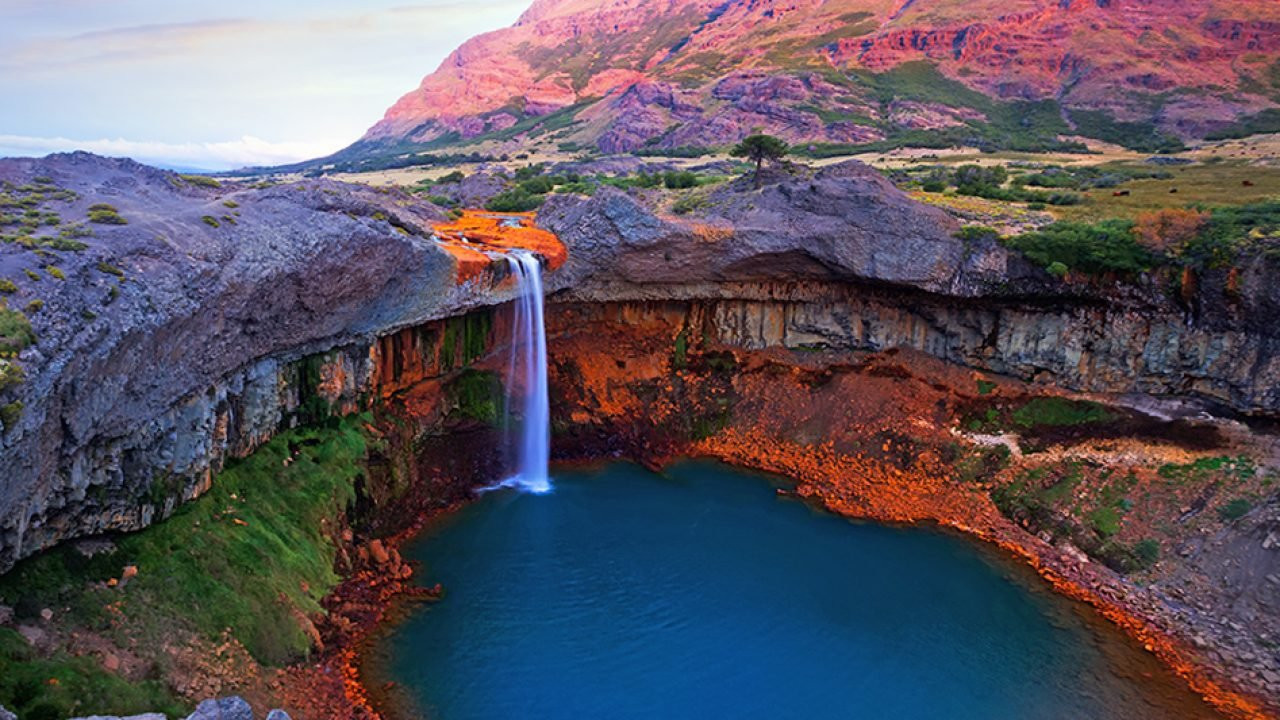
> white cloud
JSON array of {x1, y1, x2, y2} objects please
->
[{"x1": 0, "y1": 133, "x2": 347, "y2": 171}]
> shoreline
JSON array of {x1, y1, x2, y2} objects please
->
[
  {"x1": 307, "y1": 449, "x2": 1272, "y2": 720},
  {"x1": 690, "y1": 432, "x2": 1274, "y2": 720}
]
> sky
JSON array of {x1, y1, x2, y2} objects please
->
[{"x1": 0, "y1": 0, "x2": 528, "y2": 170}]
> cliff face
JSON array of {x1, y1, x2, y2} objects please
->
[
  {"x1": 538, "y1": 164, "x2": 1280, "y2": 416},
  {"x1": 350, "y1": 0, "x2": 1280, "y2": 157},
  {"x1": 2, "y1": 152, "x2": 1278, "y2": 580},
  {"x1": 0, "y1": 153, "x2": 526, "y2": 572}
]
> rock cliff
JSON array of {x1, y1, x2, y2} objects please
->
[{"x1": 0, "y1": 153, "x2": 523, "y2": 572}]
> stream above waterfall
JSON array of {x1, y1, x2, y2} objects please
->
[{"x1": 373, "y1": 461, "x2": 1219, "y2": 719}]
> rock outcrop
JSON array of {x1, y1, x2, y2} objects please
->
[{"x1": 0, "y1": 153, "x2": 526, "y2": 572}]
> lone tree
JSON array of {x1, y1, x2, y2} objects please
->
[{"x1": 731, "y1": 133, "x2": 789, "y2": 189}]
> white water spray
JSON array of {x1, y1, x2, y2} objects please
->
[{"x1": 486, "y1": 251, "x2": 552, "y2": 494}]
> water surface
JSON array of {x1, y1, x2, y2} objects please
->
[{"x1": 380, "y1": 461, "x2": 1219, "y2": 719}]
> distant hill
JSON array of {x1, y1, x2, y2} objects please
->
[{"x1": 309, "y1": 0, "x2": 1280, "y2": 170}]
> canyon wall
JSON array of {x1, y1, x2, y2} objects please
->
[{"x1": 3, "y1": 153, "x2": 1277, "y2": 580}]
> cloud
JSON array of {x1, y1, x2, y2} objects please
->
[{"x1": 0, "y1": 133, "x2": 345, "y2": 170}]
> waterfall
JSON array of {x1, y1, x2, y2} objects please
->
[{"x1": 488, "y1": 251, "x2": 552, "y2": 494}]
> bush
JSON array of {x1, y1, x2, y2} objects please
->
[
  {"x1": 956, "y1": 225, "x2": 1000, "y2": 243},
  {"x1": 0, "y1": 362, "x2": 24, "y2": 392},
  {"x1": 1218, "y1": 498, "x2": 1252, "y2": 521},
  {"x1": 0, "y1": 401, "x2": 21, "y2": 430},
  {"x1": 485, "y1": 189, "x2": 543, "y2": 213},
  {"x1": 178, "y1": 174, "x2": 221, "y2": 188},
  {"x1": 1133, "y1": 209, "x2": 1209, "y2": 255},
  {"x1": 201, "y1": 215, "x2": 220, "y2": 228},
  {"x1": 513, "y1": 164, "x2": 545, "y2": 182},
  {"x1": 96, "y1": 262, "x2": 125, "y2": 278},
  {"x1": 0, "y1": 303, "x2": 35, "y2": 355},
  {"x1": 45, "y1": 266, "x2": 64, "y2": 281},
  {"x1": 87, "y1": 207, "x2": 126, "y2": 225},
  {"x1": 1046, "y1": 261, "x2": 1068, "y2": 277},
  {"x1": 1132, "y1": 539, "x2": 1160, "y2": 569},
  {"x1": 436, "y1": 170, "x2": 466, "y2": 184},
  {"x1": 1005, "y1": 220, "x2": 1152, "y2": 276},
  {"x1": 517, "y1": 176, "x2": 555, "y2": 195},
  {"x1": 0, "y1": 280, "x2": 15, "y2": 294},
  {"x1": 662, "y1": 171, "x2": 698, "y2": 189}
]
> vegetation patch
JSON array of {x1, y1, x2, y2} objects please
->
[
  {"x1": 87, "y1": 204, "x2": 127, "y2": 225},
  {"x1": 0, "y1": 301, "x2": 36, "y2": 357},
  {"x1": 0, "y1": 415, "x2": 373, "y2": 718}
]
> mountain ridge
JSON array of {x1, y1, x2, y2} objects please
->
[{"x1": 327, "y1": 0, "x2": 1280, "y2": 165}]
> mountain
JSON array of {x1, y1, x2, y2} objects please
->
[{"x1": 331, "y1": 0, "x2": 1280, "y2": 167}]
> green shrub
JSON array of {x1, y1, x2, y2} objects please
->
[
  {"x1": 517, "y1": 176, "x2": 555, "y2": 195},
  {"x1": 0, "y1": 401, "x2": 22, "y2": 429},
  {"x1": 1067, "y1": 109, "x2": 1186, "y2": 153},
  {"x1": 201, "y1": 215, "x2": 220, "y2": 228},
  {"x1": 1046, "y1": 261, "x2": 1068, "y2": 277},
  {"x1": 23, "y1": 269, "x2": 39, "y2": 282},
  {"x1": 222, "y1": 200, "x2": 239, "y2": 209},
  {"x1": 88, "y1": 207, "x2": 127, "y2": 225},
  {"x1": 437, "y1": 170, "x2": 466, "y2": 184},
  {"x1": 672, "y1": 195, "x2": 707, "y2": 215},
  {"x1": 178, "y1": 174, "x2": 221, "y2": 188},
  {"x1": 0, "y1": 303, "x2": 35, "y2": 355},
  {"x1": 24, "y1": 299, "x2": 42, "y2": 314},
  {"x1": 45, "y1": 266, "x2": 64, "y2": 281},
  {"x1": 662, "y1": 171, "x2": 699, "y2": 189},
  {"x1": 485, "y1": 189, "x2": 543, "y2": 213},
  {"x1": 513, "y1": 164, "x2": 546, "y2": 181},
  {"x1": 1218, "y1": 498, "x2": 1252, "y2": 521},
  {"x1": 96, "y1": 262, "x2": 125, "y2": 278},
  {"x1": 956, "y1": 225, "x2": 1001, "y2": 243},
  {"x1": 1132, "y1": 539, "x2": 1160, "y2": 569},
  {"x1": 1005, "y1": 220, "x2": 1151, "y2": 276},
  {"x1": 0, "y1": 280, "x2": 15, "y2": 294},
  {"x1": 0, "y1": 362, "x2": 24, "y2": 392}
]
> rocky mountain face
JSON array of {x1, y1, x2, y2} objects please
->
[{"x1": 349, "y1": 0, "x2": 1280, "y2": 159}]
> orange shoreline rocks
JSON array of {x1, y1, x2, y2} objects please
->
[
  {"x1": 689, "y1": 429, "x2": 1273, "y2": 720},
  {"x1": 432, "y1": 210, "x2": 567, "y2": 285}
]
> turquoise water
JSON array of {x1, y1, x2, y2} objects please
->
[{"x1": 381, "y1": 461, "x2": 1218, "y2": 719}]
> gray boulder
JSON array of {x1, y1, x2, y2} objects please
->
[{"x1": 185, "y1": 696, "x2": 253, "y2": 720}]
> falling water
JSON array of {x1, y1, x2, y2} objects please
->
[{"x1": 488, "y1": 251, "x2": 551, "y2": 494}]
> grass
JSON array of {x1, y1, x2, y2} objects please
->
[
  {"x1": 95, "y1": 262, "x2": 124, "y2": 278},
  {"x1": 0, "y1": 628, "x2": 186, "y2": 720},
  {"x1": 178, "y1": 174, "x2": 221, "y2": 189},
  {"x1": 0, "y1": 302, "x2": 35, "y2": 357},
  {"x1": 0, "y1": 414, "x2": 370, "y2": 680},
  {"x1": 1053, "y1": 163, "x2": 1280, "y2": 223},
  {"x1": 1217, "y1": 498, "x2": 1252, "y2": 521}
]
